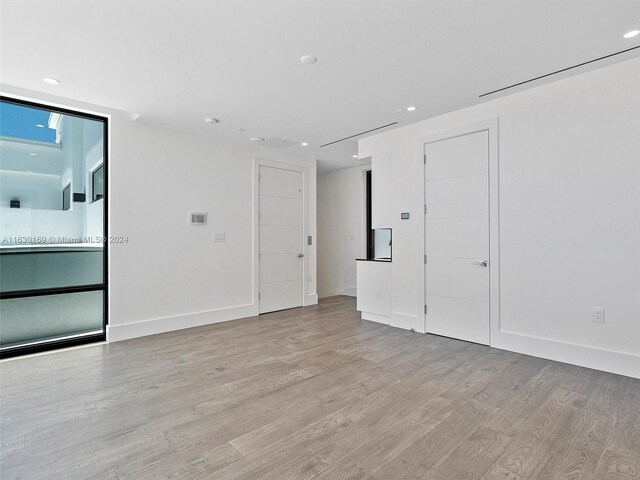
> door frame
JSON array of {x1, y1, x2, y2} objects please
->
[
  {"x1": 419, "y1": 118, "x2": 500, "y2": 345},
  {"x1": 253, "y1": 158, "x2": 310, "y2": 314}
]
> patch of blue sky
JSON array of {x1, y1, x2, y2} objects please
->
[{"x1": 0, "y1": 101, "x2": 57, "y2": 143}]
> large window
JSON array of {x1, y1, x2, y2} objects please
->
[{"x1": 0, "y1": 97, "x2": 108, "y2": 358}]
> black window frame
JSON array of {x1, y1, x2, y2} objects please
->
[{"x1": 0, "y1": 96, "x2": 109, "y2": 359}]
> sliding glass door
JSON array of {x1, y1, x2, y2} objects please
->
[{"x1": 0, "y1": 97, "x2": 108, "y2": 357}]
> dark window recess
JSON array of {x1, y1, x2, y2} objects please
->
[
  {"x1": 92, "y1": 165, "x2": 104, "y2": 202},
  {"x1": 365, "y1": 170, "x2": 392, "y2": 260},
  {"x1": 366, "y1": 170, "x2": 374, "y2": 259},
  {"x1": 62, "y1": 184, "x2": 71, "y2": 211}
]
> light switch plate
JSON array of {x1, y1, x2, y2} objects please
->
[
  {"x1": 592, "y1": 306, "x2": 605, "y2": 323},
  {"x1": 213, "y1": 233, "x2": 226, "y2": 242}
]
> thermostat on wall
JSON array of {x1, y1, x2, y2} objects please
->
[
  {"x1": 189, "y1": 212, "x2": 207, "y2": 225},
  {"x1": 401, "y1": 212, "x2": 410, "y2": 220}
]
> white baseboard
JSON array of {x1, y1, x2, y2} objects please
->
[
  {"x1": 361, "y1": 311, "x2": 391, "y2": 325},
  {"x1": 107, "y1": 300, "x2": 638, "y2": 378},
  {"x1": 305, "y1": 293, "x2": 319, "y2": 306},
  {"x1": 341, "y1": 286, "x2": 357, "y2": 297},
  {"x1": 107, "y1": 303, "x2": 258, "y2": 342},
  {"x1": 492, "y1": 330, "x2": 640, "y2": 379}
]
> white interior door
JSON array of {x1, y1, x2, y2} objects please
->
[
  {"x1": 259, "y1": 165, "x2": 304, "y2": 314},
  {"x1": 424, "y1": 130, "x2": 490, "y2": 344}
]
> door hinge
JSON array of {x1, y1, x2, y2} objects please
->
[
  {"x1": 258, "y1": 292, "x2": 261, "y2": 300},
  {"x1": 424, "y1": 254, "x2": 428, "y2": 264},
  {"x1": 424, "y1": 305, "x2": 428, "y2": 314},
  {"x1": 424, "y1": 204, "x2": 428, "y2": 214},
  {"x1": 423, "y1": 153, "x2": 427, "y2": 164}
]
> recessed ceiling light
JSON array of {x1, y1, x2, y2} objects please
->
[
  {"x1": 352, "y1": 155, "x2": 358, "y2": 158},
  {"x1": 300, "y1": 55, "x2": 317, "y2": 65},
  {"x1": 36, "y1": 124, "x2": 45, "y2": 128},
  {"x1": 30, "y1": 152, "x2": 37, "y2": 156},
  {"x1": 301, "y1": 142, "x2": 309, "y2": 146},
  {"x1": 407, "y1": 106, "x2": 417, "y2": 112},
  {"x1": 624, "y1": 29, "x2": 640, "y2": 39},
  {"x1": 250, "y1": 136, "x2": 265, "y2": 142},
  {"x1": 204, "y1": 117, "x2": 220, "y2": 124},
  {"x1": 42, "y1": 77, "x2": 61, "y2": 85}
]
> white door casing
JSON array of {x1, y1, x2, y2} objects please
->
[
  {"x1": 422, "y1": 120, "x2": 499, "y2": 345},
  {"x1": 258, "y1": 164, "x2": 304, "y2": 313}
]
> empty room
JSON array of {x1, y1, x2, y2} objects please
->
[{"x1": 0, "y1": 1, "x2": 639, "y2": 479}]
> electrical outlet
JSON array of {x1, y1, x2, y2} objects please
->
[{"x1": 592, "y1": 306, "x2": 605, "y2": 323}]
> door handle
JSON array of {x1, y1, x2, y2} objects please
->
[
  {"x1": 471, "y1": 260, "x2": 488, "y2": 267},
  {"x1": 297, "y1": 253, "x2": 304, "y2": 258}
]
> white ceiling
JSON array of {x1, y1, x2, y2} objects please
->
[
  {"x1": 0, "y1": 139, "x2": 63, "y2": 176},
  {"x1": 1, "y1": 0, "x2": 639, "y2": 174}
]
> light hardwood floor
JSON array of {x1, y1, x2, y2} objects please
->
[{"x1": 1, "y1": 296, "x2": 638, "y2": 480}]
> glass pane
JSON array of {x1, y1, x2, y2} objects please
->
[
  {"x1": 0, "y1": 290, "x2": 103, "y2": 349},
  {"x1": 374, "y1": 228, "x2": 392, "y2": 259},
  {"x1": 0, "y1": 248, "x2": 103, "y2": 292},
  {"x1": 0, "y1": 100, "x2": 105, "y2": 291}
]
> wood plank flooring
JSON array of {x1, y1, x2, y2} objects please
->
[{"x1": 1, "y1": 295, "x2": 638, "y2": 480}]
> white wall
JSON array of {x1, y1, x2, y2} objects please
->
[
  {"x1": 0, "y1": 85, "x2": 317, "y2": 341},
  {"x1": 83, "y1": 127, "x2": 104, "y2": 240},
  {"x1": 0, "y1": 205, "x2": 84, "y2": 241},
  {"x1": 0, "y1": 171, "x2": 60, "y2": 210},
  {"x1": 108, "y1": 119, "x2": 317, "y2": 339},
  {"x1": 359, "y1": 57, "x2": 640, "y2": 378},
  {"x1": 317, "y1": 164, "x2": 369, "y2": 298}
]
